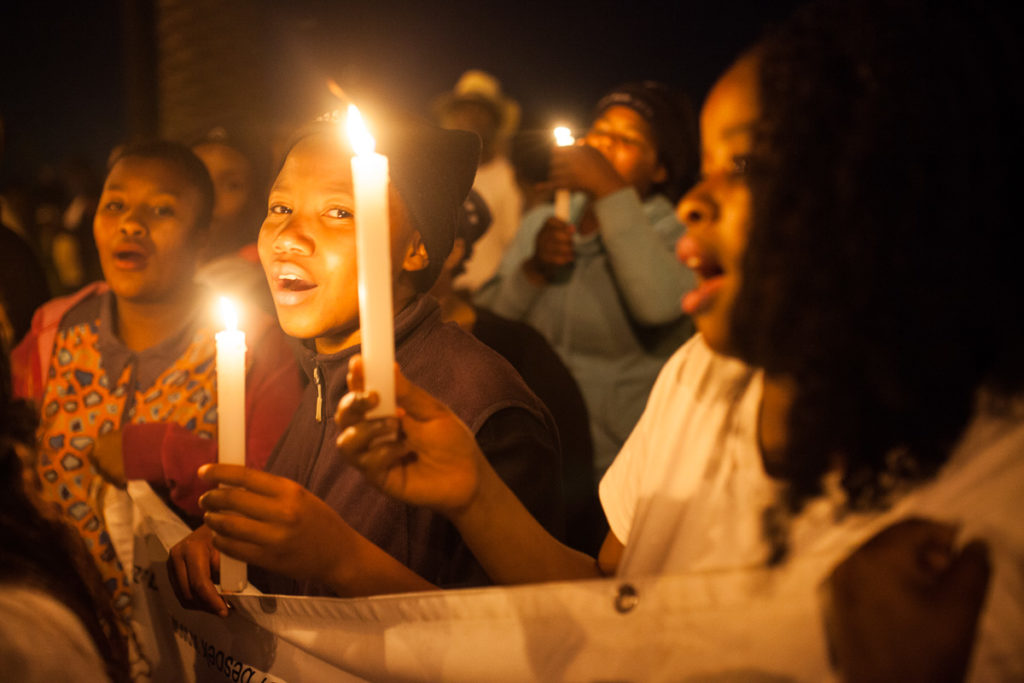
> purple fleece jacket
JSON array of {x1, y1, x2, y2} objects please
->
[{"x1": 255, "y1": 295, "x2": 565, "y2": 594}]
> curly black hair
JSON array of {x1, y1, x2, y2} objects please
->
[
  {"x1": 731, "y1": 0, "x2": 1024, "y2": 530},
  {"x1": 109, "y1": 140, "x2": 216, "y2": 236}
]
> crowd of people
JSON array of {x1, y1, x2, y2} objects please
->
[{"x1": 1, "y1": 0, "x2": 1021, "y2": 679}]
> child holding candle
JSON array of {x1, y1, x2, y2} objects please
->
[
  {"x1": 10, "y1": 141, "x2": 303, "y2": 621},
  {"x1": 334, "y1": 0, "x2": 1023, "y2": 677},
  {"x1": 168, "y1": 113, "x2": 563, "y2": 612},
  {"x1": 476, "y1": 82, "x2": 699, "y2": 479}
]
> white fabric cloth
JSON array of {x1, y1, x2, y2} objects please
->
[
  {"x1": 453, "y1": 156, "x2": 522, "y2": 293},
  {"x1": 601, "y1": 334, "x2": 1024, "y2": 680},
  {"x1": 0, "y1": 586, "x2": 110, "y2": 682},
  {"x1": 601, "y1": 334, "x2": 772, "y2": 575},
  {"x1": 119, "y1": 481, "x2": 829, "y2": 682}
]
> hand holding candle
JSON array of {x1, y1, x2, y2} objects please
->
[
  {"x1": 346, "y1": 105, "x2": 397, "y2": 418},
  {"x1": 553, "y1": 126, "x2": 575, "y2": 222},
  {"x1": 215, "y1": 296, "x2": 247, "y2": 592}
]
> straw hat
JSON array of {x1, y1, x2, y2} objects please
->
[{"x1": 433, "y1": 70, "x2": 521, "y2": 140}]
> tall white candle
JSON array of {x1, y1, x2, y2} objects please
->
[
  {"x1": 215, "y1": 296, "x2": 247, "y2": 592},
  {"x1": 553, "y1": 126, "x2": 575, "y2": 222},
  {"x1": 347, "y1": 105, "x2": 396, "y2": 417}
]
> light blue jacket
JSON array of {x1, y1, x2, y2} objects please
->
[{"x1": 476, "y1": 187, "x2": 695, "y2": 477}]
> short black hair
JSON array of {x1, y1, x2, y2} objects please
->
[
  {"x1": 109, "y1": 140, "x2": 215, "y2": 234},
  {"x1": 732, "y1": 0, "x2": 1024, "y2": 534}
]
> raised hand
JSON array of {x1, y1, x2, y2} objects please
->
[
  {"x1": 823, "y1": 517, "x2": 992, "y2": 683},
  {"x1": 548, "y1": 144, "x2": 627, "y2": 199},
  {"x1": 523, "y1": 217, "x2": 575, "y2": 283},
  {"x1": 335, "y1": 356, "x2": 483, "y2": 517}
]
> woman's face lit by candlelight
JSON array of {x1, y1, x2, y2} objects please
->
[
  {"x1": 257, "y1": 134, "x2": 426, "y2": 354},
  {"x1": 93, "y1": 156, "x2": 203, "y2": 305},
  {"x1": 584, "y1": 105, "x2": 666, "y2": 197},
  {"x1": 674, "y1": 54, "x2": 760, "y2": 356}
]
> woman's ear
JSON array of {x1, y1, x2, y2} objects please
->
[{"x1": 402, "y1": 231, "x2": 430, "y2": 273}]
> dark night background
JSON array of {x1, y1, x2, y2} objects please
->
[{"x1": 0, "y1": 0, "x2": 802, "y2": 185}]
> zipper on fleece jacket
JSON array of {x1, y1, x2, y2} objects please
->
[
  {"x1": 314, "y1": 365, "x2": 324, "y2": 422},
  {"x1": 297, "y1": 361, "x2": 330, "y2": 491}
]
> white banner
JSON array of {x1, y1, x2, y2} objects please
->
[{"x1": 112, "y1": 482, "x2": 831, "y2": 682}]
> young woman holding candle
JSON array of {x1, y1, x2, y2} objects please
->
[
  {"x1": 168, "y1": 114, "x2": 563, "y2": 613},
  {"x1": 475, "y1": 82, "x2": 699, "y2": 478},
  {"x1": 10, "y1": 141, "x2": 303, "y2": 622},
  {"x1": 332, "y1": 0, "x2": 1023, "y2": 677}
]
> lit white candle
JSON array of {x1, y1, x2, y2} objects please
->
[
  {"x1": 215, "y1": 296, "x2": 247, "y2": 592},
  {"x1": 347, "y1": 104, "x2": 396, "y2": 417},
  {"x1": 553, "y1": 126, "x2": 575, "y2": 222}
]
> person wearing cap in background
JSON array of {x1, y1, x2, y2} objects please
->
[
  {"x1": 433, "y1": 70, "x2": 524, "y2": 294},
  {"x1": 168, "y1": 112, "x2": 564, "y2": 614},
  {"x1": 477, "y1": 82, "x2": 699, "y2": 480}
]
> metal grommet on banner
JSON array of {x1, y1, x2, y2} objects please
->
[
  {"x1": 258, "y1": 596, "x2": 278, "y2": 614},
  {"x1": 614, "y1": 583, "x2": 639, "y2": 614}
]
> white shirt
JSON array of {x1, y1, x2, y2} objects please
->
[
  {"x1": 0, "y1": 586, "x2": 110, "y2": 681},
  {"x1": 601, "y1": 335, "x2": 1024, "y2": 680},
  {"x1": 453, "y1": 156, "x2": 522, "y2": 293}
]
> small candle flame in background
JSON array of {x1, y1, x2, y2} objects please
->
[
  {"x1": 554, "y1": 126, "x2": 575, "y2": 147},
  {"x1": 347, "y1": 104, "x2": 376, "y2": 156},
  {"x1": 552, "y1": 127, "x2": 576, "y2": 222},
  {"x1": 219, "y1": 296, "x2": 239, "y2": 332}
]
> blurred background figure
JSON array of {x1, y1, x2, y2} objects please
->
[
  {"x1": 53, "y1": 156, "x2": 104, "y2": 292},
  {"x1": 434, "y1": 70, "x2": 523, "y2": 294},
  {"x1": 3, "y1": 157, "x2": 104, "y2": 298},
  {"x1": 430, "y1": 189, "x2": 605, "y2": 554},
  {"x1": 191, "y1": 125, "x2": 268, "y2": 262},
  {"x1": 0, "y1": 213, "x2": 50, "y2": 354},
  {"x1": 191, "y1": 125, "x2": 276, "y2": 314},
  {"x1": 0, "y1": 117, "x2": 51, "y2": 353}
]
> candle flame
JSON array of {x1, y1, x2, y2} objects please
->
[
  {"x1": 554, "y1": 126, "x2": 575, "y2": 147},
  {"x1": 347, "y1": 104, "x2": 376, "y2": 156},
  {"x1": 219, "y1": 296, "x2": 238, "y2": 331}
]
